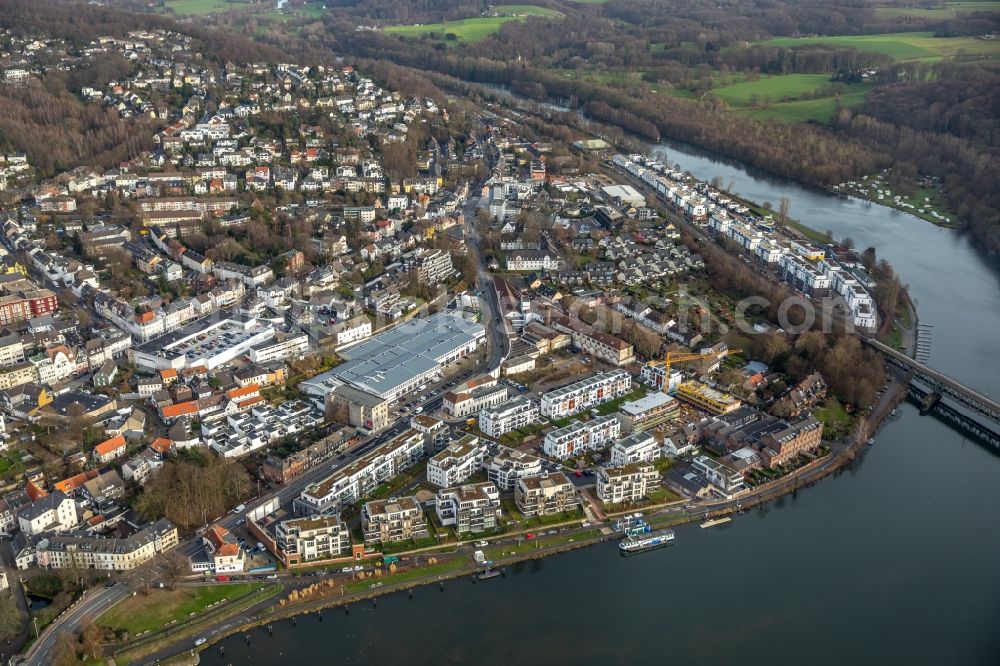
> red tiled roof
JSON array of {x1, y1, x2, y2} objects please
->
[{"x1": 94, "y1": 434, "x2": 126, "y2": 457}]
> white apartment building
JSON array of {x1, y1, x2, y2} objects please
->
[
  {"x1": 18, "y1": 492, "x2": 78, "y2": 536},
  {"x1": 540, "y1": 370, "x2": 632, "y2": 419},
  {"x1": 362, "y1": 495, "x2": 428, "y2": 545},
  {"x1": 444, "y1": 383, "x2": 508, "y2": 418},
  {"x1": 484, "y1": 447, "x2": 543, "y2": 491},
  {"x1": 479, "y1": 396, "x2": 539, "y2": 438},
  {"x1": 248, "y1": 330, "x2": 309, "y2": 364},
  {"x1": 296, "y1": 430, "x2": 425, "y2": 515},
  {"x1": 32, "y1": 519, "x2": 178, "y2": 571},
  {"x1": 276, "y1": 514, "x2": 350, "y2": 565},
  {"x1": 330, "y1": 315, "x2": 372, "y2": 348},
  {"x1": 543, "y1": 415, "x2": 621, "y2": 459},
  {"x1": 609, "y1": 432, "x2": 660, "y2": 466},
  {"x1": 596, "y1": 462, "x2": 658, "y2": 505},
  {"x1": 640, "y1": 363, "x2": 683, "y2": 393},
  {"x1": 426, "y1": 435, "x2": 484, "y2": 488},
  {"x1": 515, "y1": 472, "x2": 578, "y2": 517},
  {"x1": 434, "y1": 482, "x2": 501, "y2": 534},
  {"x1": 692, "y1": 455, "x2": 746, "y2": 495}
]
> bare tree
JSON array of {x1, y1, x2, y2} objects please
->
[
  {"x1": 159, "y1": 551, "x2": 189, "y2": 591},
  {"x1": 778, "y1": 196, "x2": 791, "y2": 227}
]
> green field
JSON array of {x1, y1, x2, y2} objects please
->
[
  {"x1": 875, "y1": 1, "x2": 1000, "y2": 19},
  {"x1": 384, "y1": 7, "x2": 560, "y2": 40},
  {"x1": 761, "y1": 31, "x2": 1000, "y2": 62},
  {"x1": 165, "y1": 0, "x2": 326, "y2": 17},
  {"x1": 385, "y1": 17, "x2": 522, "y2": 40},
  {"x1": 711, "y1": 74, "x2": 871, "y2": 123},
  {"x1": 97, "y1": 584, "x2": 261, "y2": 635},
  {"x1": 742, "y1": 91, "x2": 868, "y2": 123},
  {"x1": 710, "y1": 73, "x2": 841, "y2": 104},
  {"x1": 165, "y1": 0, "x2": 236, "y2": 15},
  {"x1": 496, "y1": 4, "x2": 564, "y2": 17}
]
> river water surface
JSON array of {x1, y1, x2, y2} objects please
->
[{"x1": 203, "y1": 138, "x2": 1000, "y2": 666}]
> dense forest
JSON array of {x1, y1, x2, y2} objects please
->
[{"x1": 0, "y1": 79, "x2": 153, "y2": 178}]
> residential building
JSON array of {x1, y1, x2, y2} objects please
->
[
  {"x1": 618, "y1": 391, "x2": 680, "y2": 433},
  {"x1": 609, "y1": 432, "x2": 660, "y2": 466},
  {"x1": 479, "y1": 396, "x2": 539, "y2": 438},
  {"x1": 18, "y1": 491, "x2": 78, "y2": 535},
  {"x1": 296, "y1": 430, "x2": 425, "y2": 515},
  {"x1": 434, "y1": 482, "x2": 501, "y2": 534},
  {"x1": 412, "y1": 248, "x2": 454, "y2": 285},
  {"x1": 327, "y1": 315, "x2": 372, "y2": 348},
  {"x1": 515, "y1": 472, "x2": 577, "y2": 517},
  {"x1": 33, "y1": 519, "x2": 178, "y2": 571},
  {"x1": 596, "y1": 462, "x2": 658, "y2": 505},
  {"x1": 93, "y1": 434, "x2": 128, "y2": 464},
  {"x1": 410, "y1": 414, "x2": 449, "y2": 453},
  {"x1": 758, "y1": 415, "x2": 823, "y2": 468},
  {"x1": 540, "y1": 370, "x2": 632, "y2": 419},
  {"x1": 276, "y1": 514, "x2": 350, "y2": 565},
  {"x1": 443, "y1": 383, "x2": 508, "y2": 418},
  {"x1": 484, "y1": 447, "x2": 543, "y2": 491},
  {"x1": 692, "y1": 455, "x2": 745, "y2": 495},
  {"x1": 426, "y1": 435, "x2": 484, "y2": 488},
  {"x1": 121, "y1": 448, "x2": 163, "y2": 486},
  {"x1": 543, "y1": 415, "x2": 621, "y2": 459},
  {"x1": 675, "y1": 381, "x2": 742, "y2": 415},
  {"x1": 198, "y1": 525, "x2": 245, "y2": 574},
  {"x1": 362, "y1": 496, "x2": 428, "y2": 546},
  {"x1": 506, "y1": 250, "x2": 564, "y2": 272}
]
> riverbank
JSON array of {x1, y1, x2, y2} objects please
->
[
  {"x1": 149, "y1": 381, "x2": 907, "y2": 666},
  {"x1": 833, "y1": 174, "x2": 962, "y2": 231}
]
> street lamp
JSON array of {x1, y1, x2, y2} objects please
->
[{"x1": 32, "y1": 617, "x2": 38, "y2": 640}]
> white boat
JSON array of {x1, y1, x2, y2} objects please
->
[{"x1": 619, "y1": 529, "x2": 675, "y2": 555}]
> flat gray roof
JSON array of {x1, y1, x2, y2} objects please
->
[{"x1": 303, "y1": 312, "x2": 484, "y2": 399}]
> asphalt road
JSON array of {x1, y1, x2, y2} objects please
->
[{"x1": 22, "y1": 583, "x2": 130, "y2": 666}]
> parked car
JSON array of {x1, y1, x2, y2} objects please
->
[
  {"x1": 474, "y1": 540, "x2": 489, "y2": 547},
  {"x1": 525, "y1": 532, "x2": 536, "y2": 540},
  {"x1": 341, "y1": 566, "x2": 353, "y2": 574},
  {"x1": 194, "y1": 638, "x2": 207, "y2": 647}
]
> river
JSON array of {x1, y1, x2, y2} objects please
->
[{"x1": 203, "y1": 139, "x2": 1000, "y2": 665}]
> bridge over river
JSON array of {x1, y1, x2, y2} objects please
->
[{"x1": 863, "y1": 338, "x2": 1000, "y2": 447}]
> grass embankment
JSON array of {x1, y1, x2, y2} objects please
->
[
  {"x1": 483, "y1": 528, "x2": 604, "y2": 560},
  {"x1": 343, "y1": 558, "x2": 466, "y2": 594},
  {"x1": 761, "y1": 32, "x2": 1000, "y2": 62},
  {"x1": 98, "y1": 584, "x2": 260, "y2": 635}
]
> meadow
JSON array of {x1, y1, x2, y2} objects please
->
[
  {"x1": 761, "y1": 31, "x2": 1000, "y2": 62},
  {"x1": 874, "y1": 1, "x2": 1000, "y2": 19},
  {"x1": 384, "y1": 6, "x2": 560, "y2": 41}
]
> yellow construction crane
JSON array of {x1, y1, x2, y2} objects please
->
[{"x1": 644, "y1": 348, "x2": 741, "y2": 392}]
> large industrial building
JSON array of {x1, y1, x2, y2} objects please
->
[{"x1": 301, "y1": 312, "x2": 485, "y2": 403}]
